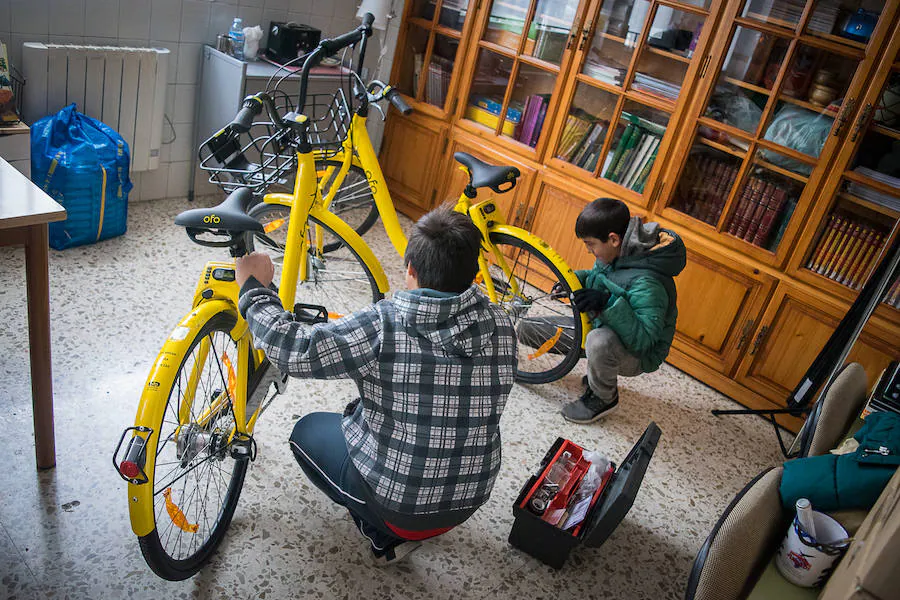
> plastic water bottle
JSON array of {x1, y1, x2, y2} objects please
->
[
  {"x1": 796, "y1": 497, "x2": 817, "y2": 539},
  {"x1": 230, "y1": 18, "x2": 245, "y2": 61}
]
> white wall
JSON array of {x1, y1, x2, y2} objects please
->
[{"x1": 0, "y1": 0, "x2": 402, "y2": 201}]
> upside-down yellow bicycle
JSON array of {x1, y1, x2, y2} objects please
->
[{"x1": 114, "y1": 15, "x2": 589, "y2": 581}]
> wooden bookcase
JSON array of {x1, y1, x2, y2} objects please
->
[{"x1": 382, "y1": 0, "x2": 900, "y2": 431}]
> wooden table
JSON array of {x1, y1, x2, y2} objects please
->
[{"x1": 0, "y1": 156, "x2": 66, "y2": 469}]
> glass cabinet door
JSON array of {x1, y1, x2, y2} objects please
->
[
  {"x1": 461, "y1": 0, "x2": 584, "y2": 153},
  {"x1": 549, "y1": 0, "x2": 718, "y2": 203},
  {"x1": 661, "y1": 0, "x2": 895, "y2": 263},
  {"x1": 790, "y1": 17, "x2": 900, "y2": 319},
  {"x1": 395, "y1": 0, "x2": 475, "y2": 115}
]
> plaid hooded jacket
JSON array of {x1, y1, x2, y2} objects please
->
[{"x1": 239, "y1": 283, "x2": 516, "y2": 516}]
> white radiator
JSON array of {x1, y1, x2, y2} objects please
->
[{"x1": 22, "y1": 43, "x2": 170, "y2": 172}]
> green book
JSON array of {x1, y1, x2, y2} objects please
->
[
  {"x1": 610, "y1": 124, "x2": 643, "y2": 183},
  {"x1": 603, "y1": 120, "x2": 637, "y2": 179},
  {"x1": 633, "y1": 139, "x2": 660, "y2": 193}
]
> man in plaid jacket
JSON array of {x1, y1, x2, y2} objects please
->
[{"x1": 236, "y1": 208, "x2": 516, "y2": 565}]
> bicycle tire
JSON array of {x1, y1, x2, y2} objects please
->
[
  {"x1": 483, "y1": 233, "x2": 583, "y2": 384},
  {"x1": 247, "y1": 205, "x2": 384, "y2": 317},
  {"x1": 137, "y1": 311, "x2": 249, "y2": 581}
]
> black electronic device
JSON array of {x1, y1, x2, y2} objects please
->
[{"x1": 265, "y1": 22, "x2": 321, "y2": 64}]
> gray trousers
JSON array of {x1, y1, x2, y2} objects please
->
[{"x1": 585, "y1": 326, "x2": 643, "y2": 400}]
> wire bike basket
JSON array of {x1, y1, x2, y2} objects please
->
[{"x1": 198, "y1": 88, "x2": 353, "y2": 194}]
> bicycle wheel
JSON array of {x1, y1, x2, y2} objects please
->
[
  {"x1": 482, "y1": 233, "x2": 583, "y2": 384},
  {"x1": 318, "y1": 159, "x2": 378, "y2": 252},
  {"x1": 247, "y1": 204, "x2": 384, "y2": 318},
  {"x1": 138, "y1": 312, "x2": 248, "y2": 581}
]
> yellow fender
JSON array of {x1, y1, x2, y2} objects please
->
[
  {"x1": 308, "y1": 206, "x2": 391, "y2": 295},
  {"x1": 484, "y1": 223, "x2": 591, "y2": 348},
  {"x1": 127, "y1": 299, "x2": 238, "y2": 537}
]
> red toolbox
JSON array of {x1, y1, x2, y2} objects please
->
[{"x1": 508, "y1": 422, "x2": 661, "y2": 569}]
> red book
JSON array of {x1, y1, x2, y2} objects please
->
[
  {"x1": 808, "y1": 214, "x2": 840, "y2": 272},
  {"x1": 752, "y1": 187, "x2": 787, "y2": 247},
  {"x1": 839, "y1": 227, "x2": 874, "y2": 285},
  {"x1": 698, "y1": 162, "x2": 726, "y2": 222},
  {"x1": 849, "y1": 232, "x2": 883, "y2": 289},
  {"x1": 714, "y1": 166, "x2": 739, "y2": 223},
  {"x1": 820, "y1": 217, "x2": 853, "y2": 277},
  {"x1": 735, "y1": 178, "x2": 766, "y2": 239},
  {"x1": 743, "y1": 181, "x2": 776, "y2": 243},
  {"x1": 828, "y1": 224, "x2": 863, "y2": 281},
  {"x1": 727, "y1": 178, "x2": 758, "y2": 235},
  {"x1": 815, "y1": 216, "x2": 849, "y2": 275}
]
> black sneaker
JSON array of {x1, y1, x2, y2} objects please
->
[{"x1": 561, "y1": 388, "x2": 619, "y2": 423}]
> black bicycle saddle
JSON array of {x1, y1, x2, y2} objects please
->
[
  {"x1": 174, "y1": 188, "x2": 263, "y2": 233},
  {"x1": 453, "y1": 152, "x2": 520, "y2": 193}
]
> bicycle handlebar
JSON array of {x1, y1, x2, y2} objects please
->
[
  {"x1": 228, "y1": 93, "x2": 284, "y2": 133},
  {"x1": 384, "y1": 87, "x2": 413, "y2": 115}
]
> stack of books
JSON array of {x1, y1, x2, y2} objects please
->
[
  {"x1": 583, "y1": 56, "x2": 626, "y2": 86},
  {"x1": 513, "y1": 94, "x2": 551, "y2": 148},
  {"x1": 425, "y1": 55, "x2": 453, "y2": 107},
  {"x1": 849, "y1": 168, "x2": 900, "y2": 212},
  {"x1": 673, "y1": 154, "x2": 739, "y2": 225},
  {"x1": 805, "y1": 212, "x2": 888, "y2": 291},
  {"x1": 631, "y1": 73, "x2": 680, "y2": 101},
  {"x1": 725, "y1": 176, "x2": 797, "y2": 250},
  {"x1": 601, "y1": 115, "x2": 664, "y2": 192},
  {"x1": 556, "y1": 109, "x2": 609, "y2": 172}
]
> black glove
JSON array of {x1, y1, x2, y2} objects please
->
[
  {"x1": 572, "y1": 288, "x2": 611, "y2": 314},
  {"x1": 343, "y1": 398, "x2": 361, "y2": 417}
]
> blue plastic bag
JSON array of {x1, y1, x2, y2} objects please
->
[{"x1": 31, "y1": 103, "x2": 133, "y2": 249}]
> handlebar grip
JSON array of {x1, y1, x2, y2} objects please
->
[
  {"x1": 229, "y1": 96, "x2": 264, "y2": 133},
  {"x1": 360, "y1": 12, "x2": 375, "y2": 29},
  {"x1": 385, "y1": 87, "x2": 413, "y2": 116}
]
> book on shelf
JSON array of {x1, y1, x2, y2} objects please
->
[
  {"x1": 805, "y1": 211, "x2": 889, "y2": 291},
  {"x1": 751, "y1": 187, "x2": 787, "y2": 247},
  {"x1": 885, "y1": 279, "x2": 900, "y2": 310},
  {"x1": 818, "y1": 217, "x2": 852, "y2": 277},
  {"x1": 425, "y1": 55, "x2": 453, "y2": 107},
  {"x1": 531, "y1": 98, "x2": 550, "y2": 147},
  {"x1": 573, "y1": 123, "x2": 607, "y2": 170},
  {"x1": 726, "y1": 179, "x2": 754, "y2": 235},
  {"x1": 767, "y1": 195, "x2": 796, "y2": 251},
  {"x1": 557, "y1": 110, "x2": 595, "y2": 161},
  {"x1": 733, "y1": 178, "x2": 765, "y2": 239},
  {"x1": 712, "y1": 165, "x2": 739, "y2": 224},
  {"x1": 839, "y1": 228, "x2": 876, "y2": 286},
  {"x1": 621, "y1": 134, "x2": 659, "y2": 189},
  {"x1": 633, "y1": 140, "x2": 661, "y2": 193},
  {"x1": 742, "y1": 181, "x2": 775, "y2": 242},
  {"x1": 603, "y1": 121, "x2": 637, "y2": 180},
  {"x1": 515, "y1": 94, "x2": 550, "y2": 147},
  {"x1": 609, "y1": 124, "x2": 645, "y2": 183}
]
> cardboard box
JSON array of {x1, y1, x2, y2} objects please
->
[
  {"x1": 819, "y1": 467, "x2": 900, "y2": 599},
  {"x1": 508, "y1": 422, "x2": 661, "y2": 569}
]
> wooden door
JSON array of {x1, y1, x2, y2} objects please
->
[
  {"x1": 672, "y1": 242, "x2": 777, "y2": 375},
  {"x1": 379, "y1": 113, "x2": 449, "y2": 216},
  {"x1": 736, "y1": 281, "x2": 898, "y2": 404},
  {"x1": 435, "y1": 129, "x2": 539, "y2": 225}
]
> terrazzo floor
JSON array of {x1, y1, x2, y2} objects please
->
[{"x1": 0, "y1": 197, "x2": 791, "y2": 599}]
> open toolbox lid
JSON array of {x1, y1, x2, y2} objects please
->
[{"x1": 581, "y1": 421, "x2": 661, "y2": 548}]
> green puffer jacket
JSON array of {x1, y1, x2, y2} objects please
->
[{"x1": 575, "y1": 217, "x2": 686, "y2": 372}]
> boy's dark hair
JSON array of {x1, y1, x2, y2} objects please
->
[
  {"x1": 575, "y1": 198, "x2": 630, "y2": 241},
  {"x1": 405, "y1": 207, "x2": 482, "y2": 293}
]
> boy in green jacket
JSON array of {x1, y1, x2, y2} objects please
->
[{"x1": 562, "y1": 198, "x2": 686, "y2": 423}]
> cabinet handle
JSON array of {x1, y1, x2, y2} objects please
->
[
  {"x1": 566, "y1": 31, "x2": 577, "y2": 49},
  {"x1": 524, "y1": 205, "x2": 535, "y2": 228},
  {"x1": 698, "y1": 55, "x2": 711, "y2": 79},
  {"x1": 514, "y1": 203, "x2": 524, "y2": 224},
  {"x1": 578, "y1": 27, "x2": 590, "y2": 51},
  {"x1": 749, "y1": 325, "x2": 769, "y2": 356},
  {"x1": 850, "y1": 103, "x2": 873, "y2": 143},
  {"x1": 833, "y1": 97, "x2": 856, "y2": 137},
  {"x1": 736, "y1": 319, "x2": 755, "y2": 350}
]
